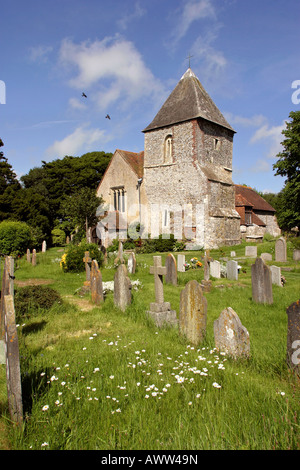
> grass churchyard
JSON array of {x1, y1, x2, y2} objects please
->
[{"x1": 0, "y1": 238, "x2": 299, "y2": 450}]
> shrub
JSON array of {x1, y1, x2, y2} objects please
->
[
  {"x1": 0, "y1": 220, "x2": 32, "y2": 256},
  {"x1": 51, "y1": 228, "x2": 66, "y2": 246},
  {"x1": 61, "y1": 242, "x2": 103, "y2": 273},
  {"x1": 14, "y1": 285, "x2": 62, "y2": 319}
]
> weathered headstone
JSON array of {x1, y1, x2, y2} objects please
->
[
  {"x1": 230, "y1": 251, "x2": 236, "y2": 257},
  {"x1": 165, "y1": 253, "x2": 177, "y2": 285},
  {"x1": 42, "y1": 240, "x2": 47, "y2": 252},
  {"x1": 245, "y1": 246, "x2": 257, "y2": 257},
  {"x1": 214, "y1": 307, "x2": 250, "y2": 359},
  {"x1": 251, "y1": 257, "x2": 273, "y2": 304},
  {"x1": 114, "y1": 264, "x2": 132, "y2": 312},
  {"x1": 114, "y1": 240, "x2": 124, "y2": 265},
  {"x1": 177, "y1": 254, "x2": 185, "y2": 272},
  {"x1": 83, "y1": 251, "x2": 92, "y2": 286},
  {"x1": 179, "y1": 280, "x2": 207, "y2": 345},
  {"x1": 275, "y1": 237, "x2": 287, "y2": 262},
  {"x1": 127, "y1": 252, "x2": 136, "y2": 274},
  {"x1": 293, "y1": 249, "x2": 300, "y2": 261},
  {"x1": 286, "y1": 300, "x2": 300, "y2": 376},
  {"x1": 26, "y1": 248, "x2": 31, "y2": 263},
  {"x1": 227, "y1": 260, "x2": 238, "y2": 281},
  {"x1": 261, "y1": 253, "x2": 272, "y2": 261},
  {"x1": 270, "y1": 265, "x2": 282, "y2": 287},
  {"x1": 32, "y1": 249, "x2": 36, "y2": 266},
  {"x1": 3, "y1": 295, "x2": 23, "y2": 424},
  {"x1": 147, "y1": 256, "x2": 177, "y2": 327},
  {"x1": 210, "y1": 260, "x2": 221, "y2": 279},
  {"x1": 91, "y1": 260, "x2": 104, "y2": 305}
]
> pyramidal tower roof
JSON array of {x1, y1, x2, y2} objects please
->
[{"x1": 143, "y1": 68, "x2": 235, "y2": 133}]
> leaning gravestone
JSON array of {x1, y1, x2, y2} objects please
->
[
  {"x1": 270, "y1": 265, "x2": 282, "y2": 287},
  {"x1": 286, "y1": 300, "x2": 300, "y2": 376},
  {"x1": 227, "y1": 260, "x2": 238, "y2": 281},
  {"x1": 210, "y1": 260, "x2": 221, "y2": 279},
  {"x1": 91, "y1": 260, "x2": 104, "y2": 305},
  {"x1": 251, "y1": 257, "x2": 273, "y2": 304},
  {"x1": 214, "y1": 307, "x2": 250, "y2": 359},
  {"x1": 114, "y1": 240, "x2": 124, "y2": 266},
  {"x1": 83, "y1": 251, "x2": 92, "y2": 287},
  {"x1": 179, "y1": 280, "x2": 207, "y2": 345},
  {"x1": 114, "y1": 264, "x2": 132, "y2": 312},
  {"x1": 32, "y1": 249, "x2": 36, "y2": 266},
  {"x1": 147, "y1": 256, "x2": 177, "y2": 327},
  {"x1": 245, "y1": 246, "x2": 257, "y2": 257},
  {"x1": 127, "y1": 252, "x2": 136, "y2": 274},
  {"x1": 165, "y1": 253, "x2": 177, "y2": 285},
  {"x1": 275, "y1": 237, "x2": 287, "y2": 262},
  {"x1": 177, "y1": 254, "x2": 185, "y2": 272}
]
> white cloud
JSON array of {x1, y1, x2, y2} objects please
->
[
  {"x1": 250, "y1": 121, "x2": 285, "y2": 158},
  {"x1": 173, "y1": 0, "x2": 215, "y2": 43},
  {"x1": 224, "y1": 113, "x2": 268, "y2": 128},
  {"x1": 250, "y1": 158, "x2": 270, "y2": 174},
  {"x1": 28, "y1": 45, "x2": 53, "y2": 63},
  {"x1": 68, "y1": 97, "x2": 87, "y2": 110},
  {"x1": 46, "y1": 124, "x2": 108, "y2": 158},
  {"x1": 117, "y1": 2, "x2": 146, "y2": 30},
  {"x1": 58, "y1": 37, "x2": 165, "y2": 110}
]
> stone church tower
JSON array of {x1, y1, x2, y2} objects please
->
[
  {"x1": 141, "y1": 67, "x2": 240, "y2": 248},
  {"x1": 96, "y1": 67, "x2": 240, "y2": 249}
]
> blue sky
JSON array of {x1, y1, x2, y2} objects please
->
[{"x1": 1, "y1": 0, "x2": 299, "y2": 193}]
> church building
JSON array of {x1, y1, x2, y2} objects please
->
[{"x1": 96, "y1": 68, "x2": 241, "y2": 249}]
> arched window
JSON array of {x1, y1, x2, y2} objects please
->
[{"x1": 164, "y1": 135, "x2": 173, "y2": 164}]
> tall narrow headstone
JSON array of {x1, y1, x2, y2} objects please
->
[
  {"x1": 91, "y1": 260, "x2": 104, "y2": 305},
  {"x1": 114, "y1": 240, "x2": 124, "y2": 265},
  {"x1": 127, "y1": 252, "x2": 136, "y2": 274},
  {"x1": 32, "y1": 249, "x2": 36, "y2": 266},
  {"x1": 275, "y1": 237, "x2": 287, "y2": 262},
  {"x1": 214, "y1": 307, "x2": 250, "y2": 359},
  {"x1": 251, "y1": 257, "x2": 273, "y2": 304},
  {"x1": 42, "y1": 240, "x2": 47, "y2": 252},
  {"x1": 165, "y1": 253, "x2": 177, "y2": 285},
  {"x1": 270, "y1": 265, "x2": 282, "y2": 287},
  {"x1": 179, "y1": 280, "x2": 207, "y2": 345},
  {"x1": 83, "y1": 251, "x2": 92, "y2": 286},
  {"x1": 210, "y1": 260, "x2": 221, "y2": 279},
  {"x1": 114, "y1": 264, "x2": 132, "y2": 312},
  {"x1": 286, "y1": 300, "x2": 300, "y2": 376},
  {"x1": 177, "y1": 254, "x2": 185, "y2": 272},
  {"x1": 26, "y1": 249, "x2": 31, "y2": 263},
  {"x1": 293, "y1": 250, "x2": 300, "y2": 261},
  {"x1": 227, "y1": 260, "x2": 238, "y2": 281}
]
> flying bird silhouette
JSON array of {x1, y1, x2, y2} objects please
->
[
  {"x1": 82, "y1": 92, "x2": 87, "y2": 98},
  {"x1": 105, "y1": 114, "x2": 111, "y2": 120}
]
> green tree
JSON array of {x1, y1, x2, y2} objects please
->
[
  {"x1": 0, "y1": 138, "x2": 21, "y2": 220},
  {"x1": 273, "y1": 111, "x2": 300, "y2": 230},
  {"x1": 0, "y1": 220, "x2": 32, "y2": 256}
]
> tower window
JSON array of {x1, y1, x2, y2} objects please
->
[
  {"x1": 214, "y1": 138, "x2": 221, "y2": 150},
  {"x1": 164, "y1": 135, "x2": 173, "y2": 163}
]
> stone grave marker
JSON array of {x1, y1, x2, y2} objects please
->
[
  {"x1": 165, "y1": 253, "x2": 177, "y2": 285},
  {"x1": 214, "y1": 307, "x2": 250, "y2": 359},
  {"x1": 261, "y1": 253, "x2": 272, "y2": 261},
  {"x1": 127, "y1": 252, "x2": 136, "y2": 274},
  {"x1": 177, "y1": 254, "x2": 185, "y2": 272},
  {"x1": 32, "y1": 249, "x2": 36, "y2": 266},
  {"x1": 26, "y1": 248, "x2": 31, "y2": 263},
  {"x1": 83, "y1": 251, "x2": 92, "y2": 286},
  {"x1": 114, "y1": 240, "x2": 124, "y2": 265},
  {"x1": 91, "y1": 260, "x2": 104, "y2": 305},
  {"x1": 42, "y1": 240, "x2": 47, "y2": 252},
  {"x1": 179, "y1": 280, "x2": 207, "y2": 345},
  {"x1": 245, "y1": 246, "x2": 257, "y2": 257},
  {"x1": 275, "y1": 237, "x2": 287, "y2": 262},
  {"x1": 270, "y1": 265, "x2": 282, "y2": 287},
  {"x1": 251, "y1": 257, "x2": 273, "y2": 304},
  {"x1": 227, "y1": 260, "x2": 238, "y2": 281},
  {"x1": 230, "y1": 251, "x2": 236, "y2": 257},
  {"x1": 286, "y1": 300, "x2": 300, "y2": 376},
  {"x1": 210, "y1": 260, "x2": 221, "y2": 279},
  {"x1": 114, "y1": 264, "x2": 132, "y2": 312},
  {"x1": 293, "y1": 250, "x2": 300, "y2": 261},
  {"x1": 147, "y1": 256, "x2": 177, "y2": 327}
]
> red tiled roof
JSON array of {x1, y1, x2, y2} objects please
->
[
  {"x1": 117, "y1": 150, "x2": 144, "y2": 178},
  {"x1": 235, "y1": 185, "x2": 275, "y2": 212}
]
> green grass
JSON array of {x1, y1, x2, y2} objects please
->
[{"x1": 1, "y1": 242, "x2": 300, "y2": 450}]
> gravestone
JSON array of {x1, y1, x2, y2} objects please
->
[
  {"x1": 275, "y1": 237, "x2": 287, "y2": 262},
  {"x1": 114, "y1": 264, "x2": 132, "y2": 312},
  {"x1": 245, "y1": 246, "x2": 257, "y2": 257},
  {"x1": 210, "y1": 260, "x2": 221, "y2": 279},
  {"x1": 165, "y1": 253, "x2": 177, "y2": 285},
  {"x1": 179, "y1": 280, "x2": 207, "y2": 345},
  {"x1": 26, "y1": 249, "x2": 31, "y2": 263},
  {"x1": 83, "y1": 251, "x2": 92, "y2": 286},
  {"x1": 114, "y1": 240, "x2": 124, "y2": 265},
  {"x1": 270, "y1": 265, "x2": 282, "y2": 287},
  {"x1": 251, "y1": 257, "x2": 273, "y2": 304},
  {"x1": 32, "y1": 249, "x2": 36, "y2": 266},
  {"x1": 286, "y1": 300, "x2": 300, "y2": 376},
  {"x1": 227, "y1": 260, "x2": 238, "y2": 281},
  {"x1": 177, "y1": 254, "x2": 185, "y2": 272},
  {"x1": 261, "y1": 253, "x2": 272, "y2": 261},
  {"x1": 91, "y1": 260, "x2": 104, "y2": 305},
  {"x1": 147, "y1": 256, "x2": 177, "y2": 327},
  {"x1": 230, "y1": 251, "x2": 236, "y2": 257},
  {"x1": 42, "y1": 240, "x2": 47, "y2": 252},
  {"x1": 214, "y1": 307, "x2": 250, "y2": 359},
  {"x1": 127, "y1": 252, "x2": 136, "y2": 274},
  {"x1": 293, "y1": 250, "x2": 300, "y2": 261},
  {"x1": 3, "y1": 295, "x2": 23, "y2": 424}
]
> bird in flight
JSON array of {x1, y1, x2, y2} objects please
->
[
  {"x1": 105, "y1": 114, "x2": 111, "y2": 120},
  {"x1": 82, "y1": 92, "x2": 87, "y2": 98}
]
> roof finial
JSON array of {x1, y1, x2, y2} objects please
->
[{"x1": 186, "y1": 53, "x2": 194, "y2": 68}]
